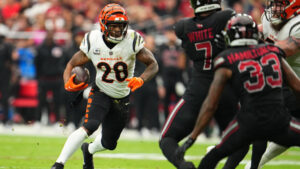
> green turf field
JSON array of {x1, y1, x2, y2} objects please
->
[{"x1": 0, "y1": 134, "x2": 299, "y2": 169}]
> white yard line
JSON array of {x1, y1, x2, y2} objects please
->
[
  {"x1": 0, "y1": 124, "x2": 220, "y2": 143},
  {"x1": 1, "y1": 124, "x2": 300, "y2": 167},
  {"x1": 1, "y1": 153, "x2": 300, "y2": 167},
  {"x1": 94, "y1": 153, "x2": 300, "y2": 166}
]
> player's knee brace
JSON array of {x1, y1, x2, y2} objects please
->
[{"x1": 83, "y1": 119, "x2": 100, "y2": 135}]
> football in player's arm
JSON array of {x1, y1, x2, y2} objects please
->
[{"x1": 64, "y1": 46, "x2": 158, "y2": 93}]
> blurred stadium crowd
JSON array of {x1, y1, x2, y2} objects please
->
[{"x1": 0, "y1": 0, "x2": 265, "y2": 135}]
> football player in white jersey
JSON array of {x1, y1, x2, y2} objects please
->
[
  {"x1": 245, "y1": 0, "x2": 300, "y2": 169},
  {"x1": 51, "y1": 3, "x2": 158, "y2": 169}
]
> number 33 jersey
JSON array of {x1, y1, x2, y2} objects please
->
[
  {"x1": 80, "y1": 29, "x2": 144, "y2": 98},
  {"x1": 214, "y1": 44, "x2": 286, "y2": 107}
]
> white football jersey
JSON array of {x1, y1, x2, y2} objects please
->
[
  {"x1": 80, "y1": 29, "x2": 145, "y2": 98},
  {"x1": 262, "y1": 14, "x2": 300, "y2": 76}
]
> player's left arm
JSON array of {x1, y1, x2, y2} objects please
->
[
  {"x1": 136, "y1": 47, "x2": 159, "y2": 82},
  {"x1": 126, "y1": 47, "x2": 159, "y2": 92},
  {"x1": 275, "y1": 36, "x2": 300, "y2": 57},
  {"x1": 275, "y1": 24, "x2": 300, "y2": 57},
  {"x1": 176, "y1": 67, "x2": 232, "y2": 154},
  {"x1": 190, "y1": 68, "x2": 231, "y2": 139}
]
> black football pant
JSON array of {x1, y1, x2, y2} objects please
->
[
  {"x1": 198, "y1": 117, "x2": 300, "y2": 169},
  {"x1": 163, "y1": 78, "x2": 180, "y2": 119},
  {"x1": 83, "y1": 85, "x2": 130, "y2": 150},
  {"x1": 159, "y1": 83, "x2": 244, "y2": 168},
  {"x1": 248, "y1": 86, "x2": 300, "y2": 169}
]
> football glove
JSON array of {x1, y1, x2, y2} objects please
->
[
  {"x1": 175, "y1": 137, "x2": 195, "y2": 161},
  {"x1": 214, "y1": 31, "x2": 227, "y2": 50},
  {"x1": 65, "y1": 74, "x2": 88, "y2": 92},
  {"x1": 125, "y1": 77, "x2": 144, "y2": 92}
]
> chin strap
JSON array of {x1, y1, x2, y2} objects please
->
[{"x1": 107, "y1": 35, "x2": 124, "y2": 43}]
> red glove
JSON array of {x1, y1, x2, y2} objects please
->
[
  {"x1": 125, "y1": 77, "x2": 144, "y2": 92},
  {"x1": 64, "y1": 74, "x2": 88, "y2": 92}
]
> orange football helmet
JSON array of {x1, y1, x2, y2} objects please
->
[
  {"x1": 265, "y1": 0, "x2": 300, "y2": 25},
  {"x1": 98, "y1": 3, "x2": 129, "y2": 43}
]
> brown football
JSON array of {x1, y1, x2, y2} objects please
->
[{"x1": 71, "y1": 66, "x2": 90, "y2": 84}]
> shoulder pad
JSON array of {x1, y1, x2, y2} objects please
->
[
  {"x1": 214, "y1": 56, "x2": 226, "y2": 69},
  {"x1": 218, "y1": 8, "x2": 235, "y2": 17},
  {"x1": 79, "y1": 32, "x2": 91, "y2": 55},
  {"x1": 175, "y1": 18, "x2": 189, "y2": 39},
  {"x1": 213, "y1": 50, "x2": 233, "y2": 70},
  {"x1": 128, "y1": 30, "x2": 145, "y2": 53}
]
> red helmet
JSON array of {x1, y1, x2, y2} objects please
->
[
  {"x1": 98, "y1": 3, "x2": 129, "y2": 43},
  {"x1": 265, "y1": 0, "x2": 300, "y2": 25}
]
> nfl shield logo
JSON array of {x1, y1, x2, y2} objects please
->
[{"x1": 93, "y1": 48, "x2": 100, "y2": 55}]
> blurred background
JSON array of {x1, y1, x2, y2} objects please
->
[{"x1": 0, "y1": 0, "x2": 265, "y2": 138}]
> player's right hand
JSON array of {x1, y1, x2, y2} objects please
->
[
  {"x1": 175, "y1": 137, "x2": 195, "y2": 161},
  {"x1": 214, "y1": 31, "x2": 227, "y2": 49},
  {"x1": 65, "y1": 74, "x2": 88, "y2": 92}
]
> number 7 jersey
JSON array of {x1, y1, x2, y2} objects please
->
[
  {"x1": 174, "y1": 9, "x2": 234, "y2": 77},
  {"x1": 80, "y1": 29, "x2": 144, "y2": 98}
]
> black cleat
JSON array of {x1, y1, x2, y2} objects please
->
[
  {"x1": 178, "y1": 161, "x2": 196, "y2": 169},
  {"x1": 51, "y1": 162, "x2": 64, "y2": 169},
  {"x1": 81, "y1": 142, "x2": 94, "y2": 169}
]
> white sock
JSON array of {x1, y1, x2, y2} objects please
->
[
  {"x1": 88, "y1": 133, "x2": 106, "y2": 154},
  {"x1": 56, "y1": 127, "x2": 88, "y2": 164},
  {"x1": 258, "y1": 142, "x2": 288, "y2": 168}
]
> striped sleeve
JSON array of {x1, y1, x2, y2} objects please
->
[
  {"x1": 132, "y1": 31, "x2": 145, "y2": 54},
  {"x1": 289, "y1": 22, "x2": 300, "y2": 38},
  {"x1": 79, "y1": 32, "x2": 91, "y2": 58}
]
